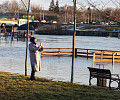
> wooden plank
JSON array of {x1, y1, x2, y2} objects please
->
[
  {"x1": 95, "y1": 59, "x2": 113, "y2": 62},
  {"x1": 59, "y1": 51, "x2": 72, "y2": 53},
  {"x1": 77, "y1": 52, "x2": 93, "y2": 55},
  {"x1": 76, "y1": 48, "x2": 120, "y2": 52},
  {"x1": 42, "y1": 51, "x2": 72, "y2": 53},
  {"x1": 95, "y1": 56, "x2": 113, "y2": 58},
  {"x1": 114, "y1": 59, "x2": 120, "y2": 62},
  {"x1": 42, "y1": 51, "x2": 59, "y2": 53},
  {"x1": 95, "y1": 55, "x2": 120, "y2": 59},
  {"x1": 114, "y1": 56, "x2": 120, "y2": 58},
  {"x1": 43, "y1": 47, "x2": 71, "y2": 50},
  {"x1": 95, "y1": 59, "x2": 120, "y2": 62},
  {"x1": 59, "y1": 55, "x2": 72, "y2": 56},
  {"x1": 94, "y1": 52, "x2": 120, "y2": 54},
  {"x1": 41, "y1": 54, "x2": 58, "y2": 56},
  {"x1": 41, "y1": 54, "x2": 72, "y2": 57},
  {"x1": 77, "y1": 55, "x2": 92, "y2": 57}
]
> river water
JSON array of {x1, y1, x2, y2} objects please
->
[{"x1": 0, "y1": 35, "x2": 120, "y2": 87}]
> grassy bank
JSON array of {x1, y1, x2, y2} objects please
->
[{"x1": 0, "y1": 72, "x2": 120, "y2": 100}]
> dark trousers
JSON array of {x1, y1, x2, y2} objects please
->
[{"x1": 30, "y1": 67, "x2": 35, "y2": 80}]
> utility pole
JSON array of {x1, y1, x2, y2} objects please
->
[
  {"x1": 64, "y1": 5, "x2": 68, "y2": 23},
  {"x1": 25, "y1": 0, "x2": 30, "y2": 76},
  {"x1": 67, "y1": 7, "x2": 68, "y2": 23},
  {"x1": 71, "y1": 0, "x2": 76, "y2": 83},
  {"x1": 40, "y1": 9, "x2": 41, "y2": 20},
  {"x1": 87, "y1": 7, "x2": 90, "y2": 24},
  {"x1": 43, "y1": 7, "x2": 44, "y2": 20},
  {"x1": 88, "y1": 14, "x2": 89, "y2": 24},
  {"x1": 91, "y1": 10, "x2": 92, "y2": 23},
  {"x1": 71, "y1": 8, "x2": 73, "y2": 22}
]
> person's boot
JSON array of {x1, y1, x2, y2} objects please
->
[
  {"x1": 30, "y1": 76, "x2": 35, "y2": 80},
  {"x1": 30, "y1": 71, "x2": 35, "y2": 80}
]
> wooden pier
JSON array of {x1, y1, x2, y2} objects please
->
[
  {"x1": 41, "y1": 48, "x2": 120, "y2": 57},
  {"x1": 93, "y1": 52, "x2": 120, "y2": 63},
  {"x1": 41, "y1": 48, "x2": 120, "y2": 64},
  {"x1": 41, "y1": 48, "x2": 72, "y2": 57}
]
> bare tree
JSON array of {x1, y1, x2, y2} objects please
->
[
  {"x1": 2, "y1": 1, "x2": 10, "y2": 13},
  {"x1": 31, "y1": 4, "x2": 42, "y2": 20},
  {"x1": 85, "y1": 0, "x2": 120, "y2": 23}
]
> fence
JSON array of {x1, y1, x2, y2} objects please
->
[
  {"x1": 41, "y1": 48, "x2": 120, "y2": 59},
  {"x1": 93, "y1": 52, "x2": 120, "y2": 64}
]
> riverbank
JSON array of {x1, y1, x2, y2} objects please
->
[
  {"x1": 36, "y1": 30, "x2": 119, "y2": 37},
  {"x1": 0, "y1": 72, "x2": 120, "y2": 100},
  {"x1": 35, "y1": 24, "x2": 120, "y2": 37}
]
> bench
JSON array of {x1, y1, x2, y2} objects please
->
[{"x1": 88, "y1": 67, "x2": 120, "y2": 89}]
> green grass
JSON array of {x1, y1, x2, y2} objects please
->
[
  {"x1": 85, "y1": 25, "x2": 120, "y2": 31},
  {"x1": 0, "y1": 72, "x2": 120, "y2": 100}
]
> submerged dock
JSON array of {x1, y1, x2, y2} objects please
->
[{"x1": 41, "y1": 48, "x2": 120, "y2": 63}]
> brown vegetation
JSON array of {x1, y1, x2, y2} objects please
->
[{"x1": 0, "y1": 0, "x2": 120, "y2": 24}]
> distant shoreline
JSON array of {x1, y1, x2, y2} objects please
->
[{"x1": 36, "y1": 30, "x2": 119, "y2": 37}]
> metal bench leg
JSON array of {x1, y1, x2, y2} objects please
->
[
  {"x1": 97, "y1": 78, "x2": 99, "y2": 86},
  {"x1": 89, "y1": 78, "x2": 91, "y2": 85},
  {"x1": 89, "y1": 75, "x2": 92, "y2": 85},
  {"x1": 118, "y1": 81, "x2": 120, "y2": 89},
  {"x1": 109, "y1": 79, "x2": 111, "y2": 89}
]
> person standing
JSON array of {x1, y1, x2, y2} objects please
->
[{"x1": 29, "y1": 37, "x2": 43, "y2": 80}]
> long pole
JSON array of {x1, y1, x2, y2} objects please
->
[
  {"x1": 11, "y1": 24, "x2": 13, "y2": 41},
  {"x1": 64, "y1": 5, "x2": 67, "y2": 23},
  {"x1": 25, "y1": 0, "x2": 30, "y2": 76},
  {"x1": 43, "y1": 7, "x2": 44, "y2": 20},
  {"x1": 71, "y1": 0, "x2": 76, "y2": 83},
  {"x1": 40, "y1": 10, "x2": 41, "y2": 20}
]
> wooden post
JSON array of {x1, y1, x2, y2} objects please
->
[
  {"x1": 58, "y1": 48, "x2": 60, "y2": 56},
  {"x1": 71, "y1": 0, "x2": 76, "y2": 83},
  {"x1": 101, "y1": 51, "x2": 103, "y2": 59},
  {"x1": 25, "y1": 0, "x2": 30, "y2": 76},
  {"x1": 87, "y1": 49, "x2": 89, "y2": 58},
  {"x1": 11, "y1": 24, "x2": 13, "y2": 41},
  {"x1": 93, "y1": 52, "x2": 95, "y2": 66},
  {"x1": 11, "y1": 31, "x2": 12, "y2": 41},
  {"x1": 17, "y1": 32, "x2": 18, "y2": 41},
  {"x1": 112, "y1": 53, "x2": 114, "y2": 65},
  {"x1": 75, "y1": 48, "x2": 77, "y2": 57},
  {"x1": 41, "y1": 51, "x2": 43, "y2": 56}
]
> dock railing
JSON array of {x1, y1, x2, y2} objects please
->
[
  {"x1": 93, "y1": 52, "x2": 120, "y2": 64},
  {"x1": 41, "y1": 48, "x2": 72, "y2": 57},
  {"x1": 41, "y1": 48, "x2": 120, "y2": 60}
]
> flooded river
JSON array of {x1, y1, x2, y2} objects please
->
[{"x1": 0, "y1": 35, "x2": 120, "y2": 87}]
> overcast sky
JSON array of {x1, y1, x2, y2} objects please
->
[{"x1": 0, "y1": 0, "x2": 119, "y2": 10}]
